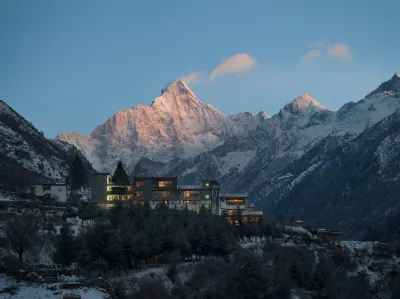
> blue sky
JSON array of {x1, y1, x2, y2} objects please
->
[{"x1": 1, "y1": 0, "x2": 399, "y2": 137}]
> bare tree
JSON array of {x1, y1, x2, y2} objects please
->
[{"x1": 3, "y1": 216, "x2": 39, "y2": 268}]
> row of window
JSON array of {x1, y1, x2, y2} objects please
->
[{"x1": 106, "y1": 196, "x2": 212, "y2": 207}]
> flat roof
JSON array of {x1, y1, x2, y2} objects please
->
[
  {"x1": 133, "y1": 176, "x2": 177, "y2": 180},
  {"x1": 220, "y1": 193, "x2": 249, "y2": 198},
  {"x1": 32, "y1": 184, "x2": 66, "y2": 186},
  {"x1": 178, "y1": 185, "x2": 202, "y2": 190}
]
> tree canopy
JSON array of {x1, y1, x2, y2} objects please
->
[
  {"x1": 66, "y1": 155, "x2": 88, "y2": 191},
  {"x1": 112, "y1": 161, "x2": 130, "y2": 184}
]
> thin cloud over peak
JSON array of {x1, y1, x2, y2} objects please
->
[
  {"x1": 209, "y1": 54, "x2": 257, "y2": 81},
  {"x1": 181, "y1": 72, "x2": 201, "y2": 85}
]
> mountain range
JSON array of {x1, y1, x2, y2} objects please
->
[{"x1": 2, "y1": 74, "x2": 400, "y2": 237}]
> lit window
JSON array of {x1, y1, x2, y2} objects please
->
[
  {"x1": 136, "y1": 181, "x2": 144, "y2": 188},
  {"x1": 205, "y1": 182, "x2": 209, "y2": 187},
  {"x1": 135, "y1": 191, "x2": 144, "y2": 197},
  {"x1": 158, "y1": 181, "x2": 172, "y2": 187},
  {"x1": 127, "y1": 186, "x2": 133, "y2": 191},
  {"x1": 205, "y1": 194, "x2": 210, "y2": 199},
  {"x1": 183, "y1": 190, "x2": 200, "y2": 198},
  {"x1": 226, "y1": 199, "x2": 244, "y2": 205}
]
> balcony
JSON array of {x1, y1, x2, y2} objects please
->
[
  {"x1": 242, "y1": 210, "x2": 263, "y2": 216},
  {"x1": 106, "y1": 187, "x2": 132, "y2": 195}
]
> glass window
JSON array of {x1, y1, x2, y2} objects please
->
[
  {"x1": 136, "y1": 181, "x2": 144, "y2": 188},
  {"x1": 226, "y1": 199, "x2": 244, "y2": 205},
  {"x1": 205, "y1": 194, "x2": 210, "y2": 199},
  {"x1": 153, "y1": 191, "x2": 169, "y2": 198},
  {"x1": 135, "y1": 191, "x2": 144, "y2": 197},
  {"x1": 158, "y1": 181, "x2": 172, "y2": 187},
  {"x1": 183, "y1": 190, "x2": 200, "y2": 198},
  {"x1": 127, "y1": 186, "x2": 133, "y2": 191}
]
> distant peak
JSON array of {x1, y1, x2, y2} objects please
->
[
  {"x1": 366, "y1": 73, "x2": 400, "y2": 98},
  {"x1": 285, "y1": 93, "x2": 329, "y2": 113}
]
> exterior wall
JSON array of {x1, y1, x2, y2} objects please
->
[
  {"x1": 219, "y1": 194, "x2": 249, "y2": 216},
  {"x1": 33, "y1": 184, "x2": 67, "y2": 202},
  {"x1": 90, "y1": 173, "x2": 109, "y2": 203},
  {"x1": 177, "y1": 180, "x2": 219, "y2": 213},
  {"x1": 133, "y1": 177, "x2": 178, "y2": 207}
]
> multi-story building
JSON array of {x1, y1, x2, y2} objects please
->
[
  {"x1": 176, "y1": 180, "x2": 219, "y2": 213},
  {"x1": 219, "y1": 193, "x2": 262, "y2": 223},
  {"x1": 132, "y1": 176, "x2": 178, "y2": 208},
  {"x1": 90, "y1": 173, "x2": 133, "y2": 208},
  {"x1": 89, "y1": 173, "x2": 262, "y2": 223}
]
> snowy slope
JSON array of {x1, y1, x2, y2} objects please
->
[
  {"x1": 0, "y1": 100, "x2": 92, "y2": 188},
  {"x1": 57, "y1": 79, "x2": 265, "y2": 173}
]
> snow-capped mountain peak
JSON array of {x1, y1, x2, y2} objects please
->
[
  {"x1": 366, "y1": 72, "x2": 400, "y2": 98},
  {"x1": 288, "y1": 92, "x2": 329, "y2": 112},
  {"x1": 160, "y1": 78, "x2": 197, "y2": 100}
]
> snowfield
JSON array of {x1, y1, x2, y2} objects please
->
[{"x1": 0, "y1": 275, "x2": 109, "y2": 299}]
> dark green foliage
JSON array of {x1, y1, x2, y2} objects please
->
[
  {"x1": 67, "y1": 155, "x2": 88, "y2": 191},
  {"x1": 53, "y1": 222, "x2": 77, "y2": 268},
  {"x1": 67, "y1": 204, "x2": 237, "y2": 274},
  {"x1": 186, "y1": 249, "x2": 291, "y2": 299},
  {"x1": 112, "y1": 161, "x2": 130, "y2": 185}
]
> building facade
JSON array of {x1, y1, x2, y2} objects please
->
[
  {"x1": 132, "y1": 176, "x2": 178, "y2": 208},
  {"x1": 176, "y1": 180, "x2": 219, "y2": 213},
  {"x1": 31, "y1": 184, "x2": 68, "y2": 202},
  {"x1": 89, "y1": 173, "x2": 263, "y2": 223}
]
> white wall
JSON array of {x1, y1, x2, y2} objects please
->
[{"x1": 34, "y1": 185, "x2": 67, "y2": 202}]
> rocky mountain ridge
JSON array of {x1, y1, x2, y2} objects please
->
[{"x1": 0, "y1": 100, "x2": 92, "y2": 189}]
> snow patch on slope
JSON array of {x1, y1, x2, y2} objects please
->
[{"x1": 219, "y1": 150, "x2": 256, "y2": 175}]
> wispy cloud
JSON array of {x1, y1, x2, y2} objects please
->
[
  {"x1": 300, "y1": 42, "x2": 354, "y2": 64},
  {"x1": 300, "y1": 49, "x2": 322, "y2": 63},
  {"x1": 327, "y1": 44, "x2": 353, "y2": 60},
  {"x1": 209, "y1": 54, "x2": 257, "y2": 81},
  {"x1": 181, "y1": 72, "x2": 201, "y2": 85}
]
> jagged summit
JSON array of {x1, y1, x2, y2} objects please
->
[
  {"x1": 284, "y1": 92, "x2": 329, "y2": 113},
  {"x1": 160, "y1": 78, "x2": 196, "y2": 98},
  {"x1": 257, "y1": 111, "x2": 270, "y2": 120},
  {"x1": 366, "y1": 73, "x2": 400, "y2": 98}
]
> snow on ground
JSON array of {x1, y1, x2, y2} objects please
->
[
  {"x1": 340, "y1": 241, "x2": 375, "y2": 255},
  {"x1": 0, "y1": 195, "x2": 12, "y2": 201},
  {"x1": 283, "y1": 226, "x2": 313, "y2": 237},
  {"x1": 0, "y1": 275, "x2": 108, "y2": 299}
]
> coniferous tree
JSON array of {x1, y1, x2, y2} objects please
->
[
  {"x1": 67, "y1": 155, "x2": 88, "y2": 193},
  {"x1": 112, "y1": 161, "x2": 130, "y2": 184},
  {"x1": 53, "y1": 222, "x2": 77, "y2": 268}
]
